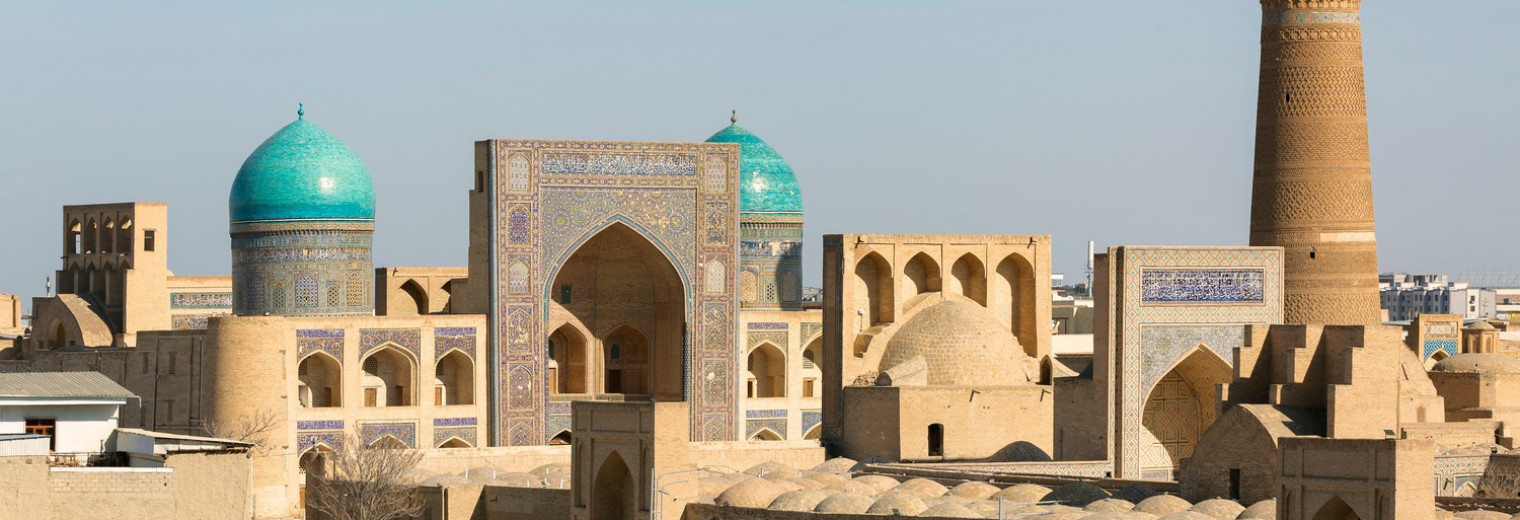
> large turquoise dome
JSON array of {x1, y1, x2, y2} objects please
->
[
  {"x1": 229, "y1": 117, "x2": 375, "y2": 223},
  {"x1": 705, "y1": 124, "x2": 803, "y2": 213}
]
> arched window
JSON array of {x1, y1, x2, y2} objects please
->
[
  {"x1": 400, "y1": 280, "x2": 428, "y2": 315},
  {"x1": 549, "y1": 431, "x2": 572, "y2": 446},
  {"x1": 434, "y1": 350, "x2": 474, "y2": 405},
  {"x1": 549, "y1": 325, "x2": 588, "y2": 394},
  {"x1": 294, "y1": 274, "x2": 319, "y2": 308},
  {"x1": 602, "y1": 325, "x2": 650, "y2": 395},
  {"x1": 746, "y1": 343, "x2": 785, "y2": 398},
  {"x1": 903, "y1": 252, "x2": 941, "y2": 295},
  {"x1": 102, "y1": 219, "x2": 115, "y2": 253},
  {"x1": 345, "y1": 271, "x2": 365, "y2": 307},
  {"x1": 68, "y1": 220, "x2": 81, "y2": 255},
  {"x1": 854, "y1": 252, "x2": 894, "y2": 327},
  {"x1": 361, "y1": 346, "x2": 415, "y2": 407},
  {"x1": 297, "y1": 353, "x2": 342, "y2": 407},
  {"x1": 949, "y1": 254, "x2": 987, "y2": 305}
]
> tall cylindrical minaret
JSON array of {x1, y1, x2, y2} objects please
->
[{"x1": 1250, "y1": 0, "x2": 1381, "y2": 326}]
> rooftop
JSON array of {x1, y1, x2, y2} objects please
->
[{"x1": 0, "y1": 372, "x2": 136, "y2": 400}]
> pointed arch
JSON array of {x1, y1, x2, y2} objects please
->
[
  {"x1": 434, "y1": 349, "x2": 474, "y2": 405},
  {"x1": 400, "y1": 279, "x2": 428, "y2": 315},
  {"x1": 602, "y1": 324, "x2": 651, "y2": 396},
  {"x1": 802, "y1": 425, "x2": 821, "y2": 440},
  {"x1": 854, "y1": 252, "x2": 893, "y2": 327},
  {"x1": 903, "y1": 252, "x2": 941, "y2": 296},
  {"x1": 369, "y1": 435, "x2": 408, "y2": 449},
  {"x1": 1311, "y1": 495, "x2": 1361, "y2": 520},
  {"x1": 591, "y1": 451, "x2": 636, "y2": 520},
  {"x1": 101, "y1": 218, "x2": 115, "y2": 253},
  {"x1": 948, "y1": 254, "x2": 987, "y2": 306},
  {"x1": 84, "y1": 218, "x2": 98, "y2": 254},
  {"x1": 117, "y1": 218, "x2": 133, "y2": 252},
  {"x1": 549, "y1": 323, "x2": 590, "y2": 394},
  {"x1": 297, "y1": 352, "x2": 342, "y2": 408},
  {"x1": 749, "y1": 428, "x2": 783, "y2": 441},
  {"x1": 549, "y1": 430, "x2": 572, "y2": 446},
  {"x1": 298, "y1": 445, "x2": 334, "y2": 475},
  {"x1": 1425, "y1": 349, "x2": 1449, "y2": 370},
  {"x1": 548, "y1": 220, "x2": 688, "y2": 401},
  {"x1": 746, "y1": 342, "x2": 786, "y2": 398},
  {"x1": 994, "y1": 254, "x2": 1038, "y2": 353},
  {"x1": 438, "y1": 437, "x2": 472, "y2": 449},
  {"x1": 1139, "y1": 344, "x2": 1233, "y2": 479},
  {"x1": 68, "y1": 219, "x2": 82, "y2": 256},
  {"x1": 360, "y1": 345, "x2": 416, "y2": 407}
]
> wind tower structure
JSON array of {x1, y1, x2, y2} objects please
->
[{"x1": 1249, "y1": 0, "x2": 1381, "y2": 326}]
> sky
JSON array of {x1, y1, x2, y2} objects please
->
[{"x1": 2, "y1": 1, "x2": 1517, "y2": 310}]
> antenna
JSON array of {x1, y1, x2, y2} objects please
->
[{"x1": 1086, "y1": 240, "x2": 1095, "y2": 297}]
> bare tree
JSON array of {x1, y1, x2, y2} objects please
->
[
  {"x1": 200, "y1": 408, "x2": 279, "y2": 455},
  {"x1": 306, "y1": 434, "x2": 425, "y2": 520}
]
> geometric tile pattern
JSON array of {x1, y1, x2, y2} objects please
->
[
  {"x1": 297, "y1": 329, "x2": 345, "y2": 363},
  {"x1": 1424, "y1": 340, "x2": 1458, "y2": 362},
  {"x1": 170, "y1": 292, "x2": 233, "y2": 309},
  {"x1": 433, "y1": 417, "x2": 478, "y2": 427},
  {"x1": 297, "y1": 420, "x2": 344, "y2": 431},
  {"x1": 802, "y1": 410, "x2": 822, "y2": 433},
  {"x1": 1433, "y1": 455, "x2": 1489, "y2": 496},
  {"x1": 360, "y1": 328, "x2": 420, "y2": 360},
  {"x1": 746, "y1": 409, "x2": 787, "y2": 419},
  {"x1": 746, "y1": 418, "x2": 787, "y2": 439},
  {"x1": 1111, "y1": 247, "x2": 1283, "y2": 479},
  {"x1": 297, "y1": 432, "x2": 343, "y2": 452},
  {"x1": 1141, "y1": 269, "x2": 1264, "y2": 304},
  {"x1": 360, "y1": 422, "x2": 416, "y2": 448},
  {"x1": 433, "y1": 427, "x2": 478, "y2": 448},
  {"x1": 434, "y1": 327, "x2": 477, "y2": 361},
  {"x1": 488, "y1": 139, "x2": 741, "y2": 445}
]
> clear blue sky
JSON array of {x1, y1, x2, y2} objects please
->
[{"x1": 3, "y1": 1, "x2": 1517, "y2": 308}]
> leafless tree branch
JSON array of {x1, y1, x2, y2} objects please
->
[{"x1": 306, "y1": 433, "x2": 425, "y2": 520}]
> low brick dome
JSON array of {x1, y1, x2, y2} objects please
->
[
  {"x1": 1134, "y1": 495, "x2": 1193, "y2": 515},
  {"x1": 867, "y1": 493, "x2": 928, "y2": 516},
  {"x1": 879, "y1": 299, "x2": 1031, "y2": 386},
  {"x1": 947, "y1": 481, "x2": 1000, "y2": 499},
  {"x1": 892, "y1": 478, "x2": 949, "y2": 499},
  {"x1": 1188, "y1": 498, "x2": 1244, "y2": 519},
  {"x1": 1237, "y1": 499, "x2": 1275, "y2": 519},
  {"x1": 852, "y1": 475, "x2": 901, "y2": 494},
  {"x1": 814, "y1": 492, "x2": 875, "y2": 514},
  {"x1": 918, "y1": 502, "x2": 981, "y2": 518},
  {"x1": 1156, "y1": 512, "x2": 1216, "y2": 520},
  {"x1": 768, "y1": 489, "x2": 832, "y2": 511},
  {"x1": 1085, "y1": 498, "x2": 1136, "y2": 512},
  {"x1": 992, "y1": 483, "x2": 1053, "y2": 503},
  {"x1": 1041, "y1": 482, "x2": 1110, "y2": 507},
  {"x1": 715, "y1": 477, "x2": 784, "y2": 508},
  {"x1": 1432, "y1": 353, "x2": 1520, "y2": 375}
]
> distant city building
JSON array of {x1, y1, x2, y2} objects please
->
[{"x1": 1380, "y1": 273, "x2": 1496, "y2": 321}]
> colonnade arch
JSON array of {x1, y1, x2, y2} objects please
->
[
  {"x1": 434, "y1": 350, "x2": 474, "y2": 405},
  {"x1": 298, "y1": 353, "x2": 342, "y2": 408},
  {"x1": 746, "y1": 342, "x2": 785, "y2": 398},
  {"x1": 361, "y1": 345, "x2": 416, "y2": 407}
]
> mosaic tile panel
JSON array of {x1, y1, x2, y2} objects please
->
[
  {"x1": 360, "y1": 422, "x2": 416, "y2": 448},
  {"x1": 1113, "y1": 247, "x2": 1283, "y2": 480},
  {"x1": 434, "y1": 428, "x2": 478, "y2": 447},
  {"x1": 170, "y1": 292, "x2": 233, "y2": 309},
  {"x1": 360, "y1": 328, "x2": 420, "y2": 359},
  {"x1": 433, "y1": 417, "x2": 478, "y2": 427},
  {"x1": 800, "y1": 322, "x2": 822, "y2": 343},
  {"x1": 747, "y1": 331, "x2": 788, "y2": 350},
  {"x1": 171, "y1": 313, "x2": 225, "y2": 330},
  {"x1": 1424, "y1": 339, "x2": 1458, "y2": 361},
  {"x1": 435, "y1": 327, "x2": 477, "y2": 360},
  {"x1": 297, "y1": 432, "x2": 343, "y2": 452},
  {"x1": 297, "y1": 329, "x2": 344, "y2": 362},
  {"x1": 489, "y1": 140, "x2": 739, "y2": 445},
  {"x1": 746, "y1": 409, "x2": 787, "y2": 419},
  {"x1": 746, "y1": 418, "x2": 787, "y2": 439},
  {"x1": 1138, "y1": 325, "x2": 1246, "y2": 395},
  {"x1": 1265, "y1": 12, "x2": 1359, "y2": 26},
  {"x1": 802, "y1": 410, "x2": 822, "y2": 434},
  {"x1": 748, "y1": 322, "x2": 788, "y2": 330},
  {"x1": 1141, "y1": 269, "x2": 1265, "y2": 304},
  {"x1": 1434, "y1": 455, "x2": 1490, "y2": 496},
  {"x1": 297, "y1": 420, "x2": 344, "y2": 431}
]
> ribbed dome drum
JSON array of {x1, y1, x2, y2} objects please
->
[{"x1": 706, "y1": 118, "x2": 805, "y2": 311}]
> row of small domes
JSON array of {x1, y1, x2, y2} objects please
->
[{"x1": 228, "y1": 110, "x2": 801, "y2": 224}]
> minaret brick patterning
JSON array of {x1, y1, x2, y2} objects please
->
[{"x1": 1250, "y1": 0, "x2": 1382, "y2": 326}]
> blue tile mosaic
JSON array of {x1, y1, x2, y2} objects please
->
[{"x1": 1141, "y1": 269, "x2": 1264, "y2": 304}]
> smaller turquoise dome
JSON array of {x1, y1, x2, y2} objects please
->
[
  {"x1": 705, "y1": 124, "x2": 803, "y2": 214},
  {"x1": 230, "y1": 117, "x2": 375, "y2": 223}
]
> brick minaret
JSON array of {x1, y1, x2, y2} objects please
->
[{"x1": 1250, "y1": 0, "x2": 1381, "y2": 325}]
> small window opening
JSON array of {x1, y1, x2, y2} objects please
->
[
  {"x1": 559, "y1": 285, "x2": 572, "y2": 305},
  {"x1": 475, "y1": 170, "x2": 485, "y2": 192},
  {"x1": 144, "y1": 230, "x2": 157, "y2": 252},
  {"x1": 1229, "y1": 468, "x2": 1242, "y2": 500},
  {"x1": 928, "y1": 424, "x2": 944, "y2": 457}
]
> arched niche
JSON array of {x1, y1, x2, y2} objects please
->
[
  {"x1": 361, "y1": 346, "x2": 416, "y2": 407},
  {"x1": 591, "y1": 451, "x2": 636, "y2": 520},
  {"x1": 1139, "y1": 346, "x2": 1232, "y2": 479},
  {"x1": 749, "y1": 428, "x2": 783, "y2": 441},
  {"x1": 400, "y1": 279, "x2": 428, "y2": 315},
  {"x1": 549, "y1": 222, "x2": 686, "y2": 401},
  {"x1": 903, "y1": 252, "x2": 941, "y2": 296},
  {"x1": 948, "y1": 254, "x2": 987, "y2": 306},
  {"x1": 746, "y1": 342, "x2": 785, "y2": 398},
  {"x1": 854, "y1": 252, "x2": 893, "y2": 327},
  {"x1": 993, "y1": 254, "x2": 1038, "y2": 354},
  {"x1": 549, "y1": 324, "x2": 590, "y2": 394},
  {"x1": 434, "y1": 350, "x2": 474, "y2": 405},
  {"x1": 297, "y1": 353, "x2": 342, "y2": 408}
]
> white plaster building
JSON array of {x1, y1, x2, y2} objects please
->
[{"x1": 0, "y1": 372, "x2": 136, "y2": 453}]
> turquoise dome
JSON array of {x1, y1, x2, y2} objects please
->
[
  {"x1": 705, "y1": 124, "x2": 803, "y2": 213},
  {"x1": 229, "y1": 117, "x2": 375, "y2": 223}
]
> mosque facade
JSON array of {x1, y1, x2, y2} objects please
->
[{"x1": 5, "y1": 2, "x2": 1517, "y2": 520}]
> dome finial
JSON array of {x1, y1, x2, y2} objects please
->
[
  {"x1": 297, "y1": 103, "x2": 305, "y2": 119},
  {"x1": 730, "y1": 109, "x2": 737, "y2": 125}
]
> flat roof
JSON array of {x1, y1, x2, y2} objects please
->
[{"x1": 0, "y1": 372, "x2": 136, "y2": 400}]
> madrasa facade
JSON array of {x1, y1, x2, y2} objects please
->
[{"x1": 5, "y1": 2, "x2": 1517, "y2": 519}]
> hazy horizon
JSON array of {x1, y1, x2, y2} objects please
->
[{"x1": 3, "y1": 1, "x2": 1518, "y2": 311}]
